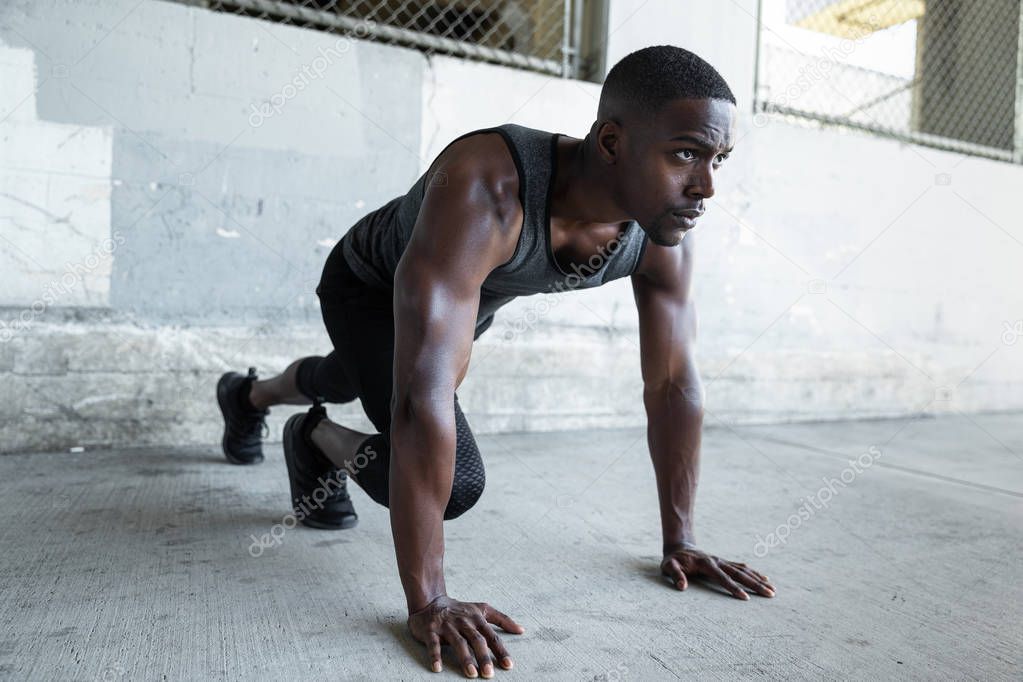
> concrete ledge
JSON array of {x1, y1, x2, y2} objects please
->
[{"x1": 3, "y1": 312, "x2": 1017, "y2": 454}]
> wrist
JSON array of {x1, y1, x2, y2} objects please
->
[
  {"x1": 407, "y1": 589, "x2": 448, "y2": 616},
  {"x1": 663, "y1": 539, "x2": 698, "y2": 555},
  {"x1": 660, "y1": 517, "x2": 695, "y2": 555}
]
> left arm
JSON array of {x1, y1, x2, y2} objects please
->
[
  {"x1": 631, "y1": 235, "x2": 703, "y2": 556},
  {"x1": 631, "y1": 234, "x2": 775, "y2": 600}
]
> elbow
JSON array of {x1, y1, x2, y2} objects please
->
[
  {"x1": 393, "y1": 396, "x2": 443, "y2": 429},
  {"x1": 389, "y1": 389, "x2": 457, "y2": 450},
  {"x1": 392, "y1": 383, "x2": 454, "y2": 422},
  {"x1": 643, "y1": 380, "x2": 705, "y2": 420}
]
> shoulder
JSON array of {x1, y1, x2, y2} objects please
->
[
  {"x1": 401, "y1": 131, "x2": 524, "y2": 278},
  {"x1": 428, "y1": 131, "x2": 520, "y2": 206},
  {"x1": 420, "y1": 130, "x2": 524, "y2": 261}
]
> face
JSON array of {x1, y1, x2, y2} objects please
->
[{"x1": 611, "y1": 98, "x2": 736, "y2": 247}]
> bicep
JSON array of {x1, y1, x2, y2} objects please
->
[
  {"x1": 393, "y1": 265, "x2": 477, "y2": 401},
  {"x1": 392, "y1": 156, "x2": 512, "y2": 405},
  {"x1": 631, "y1": 236, "x2": 698, "y2": 389}
]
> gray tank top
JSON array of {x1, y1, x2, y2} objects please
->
[{"x1": 340, "y1": 122, "x2": 649, "y2": 335}]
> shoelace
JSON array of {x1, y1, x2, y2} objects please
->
[
  {"x1": 231, "y1": 408, "x2": 268, "y2": 443},
  {"x1": 323, "y1": 468, "x2": 350, "y2": 502}
]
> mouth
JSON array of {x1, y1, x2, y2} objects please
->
[{"x1": 672, "y1": 211, "x2": 702, "y2": 229}]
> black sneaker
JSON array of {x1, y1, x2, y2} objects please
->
[
  {"x1": 216, "y1": 367, "x2": 269, "y2": 465},
  {"x1": 282, "y1": 403, "x2": 358, "y2": 530}
]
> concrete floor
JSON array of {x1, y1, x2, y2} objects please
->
[{"x1": 0, "y1": 412, "x2": 1020, "y2": 681}]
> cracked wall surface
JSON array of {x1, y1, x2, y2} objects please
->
[
  {"x1": 2, "y1": 0, "x2": 422, "y2": 323},
  {"x1": 0, "y1": 40, "x2": 113, "y2": 307}
]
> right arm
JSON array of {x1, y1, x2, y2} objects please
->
[{"x1": 389, "y1": 135, "x2": 525, "y2": 677}]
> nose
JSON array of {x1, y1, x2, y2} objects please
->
[{"x1": 685, "y1": 163, "x2": 715, "y2": 200}]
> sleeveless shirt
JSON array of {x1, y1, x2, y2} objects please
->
[{"x1": 339, "y1": 122, "x2": 649, "y2": 336}]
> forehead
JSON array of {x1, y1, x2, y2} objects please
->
[{"x1": 653, "y1": 98, "x2": 736, "y2": 148}]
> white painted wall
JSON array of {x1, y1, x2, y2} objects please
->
[
  {"x1": 605, "y1": 0, "x2": 760, "y2": 114},
  {"x1": 0, "y1": 42, "x2": 114, "y2": 308},
  {"x1": 1, "y1": 0, "x2": 1020, "y2": 454}
]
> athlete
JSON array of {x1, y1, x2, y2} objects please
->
[{"x1": 217, "y1": 45, "x2": 776, "y2": 678}]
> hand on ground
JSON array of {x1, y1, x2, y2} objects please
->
[
  {"x1": 661, "y1": 546, "x2": 776, "y2": 600},
  {"x1": 408, "y1": 595, "x2": 525, "y2": 677}
]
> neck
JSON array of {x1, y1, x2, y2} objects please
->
[{"x1": 551, "y1": 132, "x2": 632, "y2": 229}]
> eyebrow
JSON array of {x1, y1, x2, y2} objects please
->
[{"x1": 669, "y1": 134, "x2": 733, "y2": 153}]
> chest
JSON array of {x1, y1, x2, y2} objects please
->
[{"x1": 548, "y1": 219, "x2": 632, "y2": 275}]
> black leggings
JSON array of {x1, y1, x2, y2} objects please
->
[{"x1": 294, "y1": 243, "x2": 486, "y2": 520}]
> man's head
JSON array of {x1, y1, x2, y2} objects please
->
[{"x1": 591, "y1": 45, "x2": 737, "y2": 246}]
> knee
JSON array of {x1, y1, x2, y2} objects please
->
[
  {"x1": 295, "y1": 355, "x2": 325, "y2": 401},
  {"x1": 443, "y1": 465, "x2": 486, "y2": 521},
  {"x1": 296, "y1": 354, "x2": 358, "y2": 404}
]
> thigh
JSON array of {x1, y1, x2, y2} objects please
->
[
  {"x1": 315, "y1": 245, "x2": 397, "y2": 429},
  {"x1": 319, "y1": 292, "x2": 395, "y2": 434},
  {"x1": 316, "y1": 249, "x2": 482, "y2": 460}
]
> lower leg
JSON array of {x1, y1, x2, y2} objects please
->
[
  {"x1": 248, "y1": 358, "x2": 313, "y2": 410},
  {"x1": 308, "y1": 408, "x2": 485, "y2": 520},
  {"x1": 310, "y1": 418, "x2": 373, "y2": 482}
]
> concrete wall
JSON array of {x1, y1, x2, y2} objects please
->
[{"x1": 2, "y1": 0, "x2": 1021, "y2": 454}]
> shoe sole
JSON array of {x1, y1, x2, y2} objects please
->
[
  {"x1": 283, "y1": 413, "x2": 358, "y2": 531},
  {"x1": 217, "y1": 373, "x2": 264, "y2": 465}
]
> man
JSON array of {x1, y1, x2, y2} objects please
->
[{"x1": 217, "y1": 45, "x2": 775, "y2": 678}]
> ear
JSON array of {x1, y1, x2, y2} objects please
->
[{"x1": 595, "y1": 120, "x2": 622, "y2": 165}]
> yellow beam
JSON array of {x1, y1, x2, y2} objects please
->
[{"x1": 795, "y1": 0, "x2": 925, "y2": 38}]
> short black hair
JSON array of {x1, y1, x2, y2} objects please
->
[{"x1": 598, "y1": 45, "x2": 736, "y2": 122}]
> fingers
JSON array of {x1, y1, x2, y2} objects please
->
[
  {"x1": 479, "y1": 602, "x2": 525, "y2": 635},
  {"x1": 457, "y1": 618, "x2": 495, "y2": 678},
  {"x1": 735, "y1": 562, "x2": 771, "y2": 583},
  {"x1": 426, "y1": 631, "x2": 443, "y2": 673},
  {"x1": 723, "y1": 563, "x2": 775, "y2": 597},
  {"x1": 663, "y1": 554, "x2": 771, "y2": 600},
  {"x1": 662, "y1": 556, "x2": 688, "y2": 590},
  {"x1": 442, "y1": 621, "x2": 479, "y2": 678},
  {"x1": 728, "y1": 561, "x2": 774, "y2": 590},
  {"x1": 473, "y1": 613, "x2": 513, "y2": 670},
  {"x1": 742, "y1": 567, "x2": 774, "y2": 593},
  {"x1": 706, "y1": 562, "x2": 749, "y2": 600},
  {"x1": 413, "y1": 599, "x2": 520, "y2": 677}
]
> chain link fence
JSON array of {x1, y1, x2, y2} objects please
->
[
  {"x1": 755, "y1": 0, "x2": 1023, "y2": 163},
  {"x1": 176, "y1": 0, "x2": 592, "y2": 78}
]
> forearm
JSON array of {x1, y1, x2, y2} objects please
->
[
  {"x1": 389, "y1": 399, "x2": 457, "y2": 615},
  {"x1": 643, "y1": 364, "x2": 704, "y2": 553}
]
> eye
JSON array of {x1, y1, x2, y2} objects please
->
[
  {"x1": 715, "y1": 152, "x2": 730, "y2": 164},
  {"x1": 675, "y1": 149, "x2": 697, "y2": 161}
]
